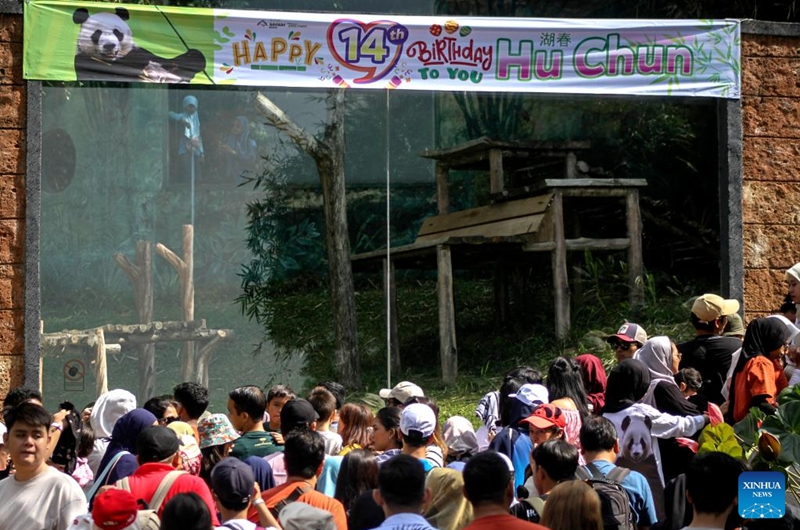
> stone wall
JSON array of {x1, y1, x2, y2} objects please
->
[
  {"x1": 741, "y1": 30, "x2": 800, "y2": 319},
  {"x1": 0, "y1": 12, "x2": 24, "y2": 401}
]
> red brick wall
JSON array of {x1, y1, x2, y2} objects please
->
[{"x1": 0, "y1": 12, "x2": 25, "y2": 401}]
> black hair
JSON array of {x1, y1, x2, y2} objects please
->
[
  {"x1": 76, "y1": 423, "x2": 95, "y2": 459},
  {"x1": 579, "y1": 416, "x2": 618, "y2": 452},
  {"x1": 531, "y1": 439, "x2": 579, "y2": 482},
  {"x1": 547, "y1": 357, "x2": 591, "y2": 419},
  {"x1": 377, "y1": 454, "x2": 426, "y2": 510},
  {"x1": 674, "y1": 368, "x2": 703, "y2": 392},
  {"x1": 499, "y1": 376, "x2": 526, "y2": 427},
  {"x1": 685, "y1": 452, "x2": 745, "y2": 515},
  {"x1": 172, "y1": 382, "x2": 209, "y2": 420},
  {"x1": 160, "y1": 492, "x2": 213, "y2": 530},
  {"x1": 463, "y1": 451, "x2": 511, "y2": 506},
  {"x1": 266, "y1": 384, "x2": 295, "y2": 403},
  {"x1": 505, "y1": 366, "x2": 544, "y2": 385},
  {"x1": 691, "y1": 312, "x2": 725, "y2": 332},
  {"x1": 199, "y1": 444, "x2": 227, "y2": 489},
  {"x1": 4, "y1": 402, "x2": 51, "y2": 431},
  {"x1": 143, "y1": 395, "x2": 178, "y2": 420},
  {"x1": 375, "y1": 407, "x2": 403, "y2": 449},
  {"x1": 334, "y1": 449, "x2": 378, "y2": 512},
  {"x1": 317, "y1": 381, "x2": 345, "y2": 410},
  {"x1": 780, "y1": 301, "x2": 797, "y2": 314},
  {"x1": 283, "y1": 430, "x2": 325, "y2": 479},
  {"x1": 308, "y1": 388, "x2": 337, "y2": 423},
  {"x1": 3, "y1": 387, "x2": 43, "y2": 409},
  {"x1": 228, "y1": 386, "x2": 267, "y2": 421}
]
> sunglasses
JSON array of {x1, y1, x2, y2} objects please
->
[{"x1": 611, "y1": 341, "x2": 634, "y2": 351}]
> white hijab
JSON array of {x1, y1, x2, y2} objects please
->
[
  {"x1": 87, "y1": 389, "x2": 136, "y2": 475},
  {"x1": 636, "y1": 336, "x2": 678, "y2": 408}
]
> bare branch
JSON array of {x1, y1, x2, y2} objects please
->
[
  {"x1": 254, "y1": 92, "x2": 321, "y2": 157},
  {"x1": 113, "y1": 253, "x2": 139, "y2": 282}
]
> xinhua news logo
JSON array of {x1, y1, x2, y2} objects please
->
[{"x1": 738, "y1": 471, "x2": 786, "y2": 519}]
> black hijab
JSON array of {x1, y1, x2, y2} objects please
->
[
  {"x1": 602, "y1": 359, "x2": 651, "y2": 413},
  {"x1": 733, "y1": 317, "x2": 792, "y2": 377}
]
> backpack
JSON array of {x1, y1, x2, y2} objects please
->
[
  {"x1": 117, "y1": 469, "x2": 187, "y2": 530},
  {"x1": 510, "y1": 496, "x2": 545, "y2": 524},
  {"x1": 575, "y1": 463, "x2": 636, "y2": 530}
]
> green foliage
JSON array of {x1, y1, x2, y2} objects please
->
[{"x1": 697, "y1": 423, "x2": 743, "y2": 459}]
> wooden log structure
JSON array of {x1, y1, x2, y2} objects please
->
[{"x1": 156, "y1": 225, "x2": 195, "y2": 382}]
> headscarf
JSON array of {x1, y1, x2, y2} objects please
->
[
  {"x1": 97, "y1": 408, "x2": 156, "y2": 474},
  {"x1": 442, "y1": 416, "x2": 478, "y2": 459},
  {"x1": 231, "y1": 116, "x2": 251, "y2": 155},
  {"x1": 88, "y1": 389, "x2": 136, "y2": 475},
  {"x1": 423, "y1": 468, "x2": 473, "y2": 530},
  {"x1": 768, "y1": 314, "x2": 800, "y2": 343},
  {"x1": 602, "y1": 359, "x2": 651, "y2": 413},
  {"x1": 168, "y1": 421, "x2": 202, "y2": 476},
  {"x1": 575, "y1": 354, "x2": 607, "y2": 412},
  {"x1": 636, "y1": 336, "x2": 679, "y2": 388},
  {"x1": 734, "y1": 317, "x2": 792, "y2": 376},
  {"x1": 787, "y1": 262, "x2": 800, "y2": 283},
  {"x1": 244, "y1": 456, "x2": 275, "y2": 492}
]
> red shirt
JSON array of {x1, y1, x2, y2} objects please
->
[
  {"x1": 247, "y1": 480, "x2": 347, "y2": 530},
  {"x1": 117, "y1": 462, "x2": 220, "y2": 525},
  {"x1": 464, "y1": 514, "x2": 550, "y2": 530}
]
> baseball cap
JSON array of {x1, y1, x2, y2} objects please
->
[
  {"x1": 607, "y1": 323, "x2": 647, "y2": 345},
  {"x1": 723, "y1": 311, "x2": 745, "y2": 337},
  {"x1": 280, "y1": 398, "x2": 319, "y2": 431},
  {"x1": 379, "y1": 381, "x2": 425, "y2": 403},
  {"x1": 136, "y1": 426, "x2": 181, "y2": 463},
  {"x1": 520, "y1": 404, "x2": 566, "y2": 430},
  {"x1": 280, "y1": 501, "x2": 336, "y2": 530},
  {"x1": 400, "y1": 403, "x2": 436, "y2": 438},
  {"x1": 691, "y1": 294, "x2": 740, "y2": 323},
  {"x1": 508, "y1": 384, "x2": 549, "y2": 407},
  {"x1": 92, "y1": 489, "x2": 139, "y2": 529},
  {"x1": 210, "y1": 457, "x2": 254, "y2": 508}
]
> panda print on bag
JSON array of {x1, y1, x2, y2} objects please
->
[{"x1": 73, "y1": 7, "x2": 206, "y2": 83}]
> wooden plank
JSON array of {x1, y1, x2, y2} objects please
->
[
  {"x1": 627, "y1": 190, "x2": 645, "y2": 307},
  {"x1": 383, "y1": 259, "x2": 401, "y2": 374},
  {"x1": 419, "y1": 195, "x2": 552, "y2": 237},
  {"x1": 436, "y1": 163, "x2": 450, "y2": 215},
  {"x1": 523, "y1": 238, "x2": 631, "y2": 252},
  {"x1": 551, "y1": 191, "x2": 570, "y2": 338},
  {"x1": 489, "y1": 148, "x2": 504, "y2": 194},
  {"x1": 417, "y1": 213, "x2": 545, "y2": 242},
  {"x1": 421, "y1": 136, "x2": 591, "y2": 160},
  {"x1": 437, "y1": 245, "x2": 457, "y2": 383},
  {"x1": 533, "y1": 178, "x2": 648, "y2": 191}
]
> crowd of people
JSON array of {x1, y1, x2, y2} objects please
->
[{"x1": 3, "y1": 272, "x2": 800, "y2": 530}]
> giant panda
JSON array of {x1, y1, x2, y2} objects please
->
[{"x1": 73, "y1": 7, "x2": 206, "y2": 83}]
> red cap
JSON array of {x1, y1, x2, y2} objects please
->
[
  {"x1": 520, "y1": 404, "x2": 566, "y2": 430},
  {"x1": 92, "y1": 489, "x2": 138, "y2": 529}
]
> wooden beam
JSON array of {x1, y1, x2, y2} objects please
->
[
  {"x1": 383, "y1": 259, "x2": 401, "y2": 375},
  {"x1": 627, "y1": 189, "x2": 645, "y2": 307},
  {"x1": 93, "y1": 329, "x2": 108, "y2": 397},
  {"x1": 437, "y1": 245, "x2": 457, "y2": 383},
  {"x1": 436, "y1": 163, "x2": 450, "y2": 215},
  {"x1": 489, "y1": 148, "x2": 504, "y2": 194},
  {"x1": 551, "y1": 191, "x2": 570, "y2": 338}
]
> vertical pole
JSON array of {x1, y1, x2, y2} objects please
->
[
  {"x1": 436, "y1": 163, "x2": 450, "y2": 215},
  {"x1": 627, "y1": 190, "x2": 645, "y2": 307},
  {"x1": 181, "y1": 225, "x2": 195, "y2": 382},
  {"x1": 383, "y1": 259, "x2": 401, "y2": 375},
  {"x1": 552, "y1": 191, "x2": 570, "y2": 338},
  {"x1": 437, "y1": 245, "x2": 457, "y2": 383},
  {"x1": 489, "y1": 148, "x2": 504, "y2": 195}
]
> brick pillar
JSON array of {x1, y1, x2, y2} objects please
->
[
  {"x1": 0, "y1": 11, "x2": 26, "y2": 403},
  {"x1": 741, "y1": 29, "x2": 800, "y2": 320}
]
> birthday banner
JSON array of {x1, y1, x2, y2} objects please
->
[{"x1": 24, "y1": 1, "x2": 741, "y2": 98}]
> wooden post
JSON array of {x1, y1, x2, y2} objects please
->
[
  {"x1": 195, "y1": 334, "x2": 225, "y2": 388},
  {"x1": 383, "y1": 259, "x2": 401, "y2": 374},
  {"x1": 436, "y1": 163, "x2": 450, "y2": 215},
  {"x1": 489, "y1": 149, "x2": 504, "y2": 194},
  {"x1": 437, "y1": 245, "x2": 457, "y2": 383},
  {"x1": 627, "y1": 190, "x2": 645, "y2": 307},
  {"x1": 552, "y1": 191, "x2": 570, "y2": 338},
  {"x1": 114, "y1": 240, "x2": 154, "y2": 400},
  {"x1": 93, "y1": 328, "x2": 108, "y2": 397},
  {"x1": 493, "y1": 261, "x2": 509, "y2": 325},
  {"x1": 565, "y1": 151, "x2": 578, "y2": 179},
  {"x1": 156, "y1": 225, "x2": 195, "y2": 382}
]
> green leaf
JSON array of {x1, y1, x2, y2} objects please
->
[
  {"x1": 779, "y1": 385, "x2": 800, "y2": 406},
  {"x1": 779, "y1": 400, "x2": 800, "y2": 433},
  {"x1": 734, "y1": 408, "x2": 765, "y2": 447},
  {"x1": 698, "y1": 423, "x2": 742, "y2": 458}
]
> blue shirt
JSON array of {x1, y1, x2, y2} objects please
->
[
  {"x1": 583, "y1": 459, "x2": 658, "y2": 526},
  {"x1": 511, "y1": 434, "x2": 533, "y2": 489},
  {"x1": 369, "y1": 513, "x2": 437, "y2": 530}
]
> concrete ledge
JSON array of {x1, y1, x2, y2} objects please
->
[{"x1": 742, "y1": 20, "x2": 800, "y2": 37}]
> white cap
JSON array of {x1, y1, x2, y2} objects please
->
[
  {"x1": 379, "y1": 381, "x2": 424, "y2": 404},
  {"x1": 400, "y1": 403, "x2": 436, "y2": 438},
  {"x1": 508, "y1": 384, "x2": 549, "y2": 407}
]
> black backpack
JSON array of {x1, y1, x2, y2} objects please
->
[{"x1": 575, "y1": 463, "x2": 636, "y2": 530}]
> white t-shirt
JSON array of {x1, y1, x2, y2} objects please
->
[
  {"x1": 0, "y1": 466, "x2": 87, "y2": 530},
  {"x1": 317, "y1": 430, "x2": 343, "y2": 456}
]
